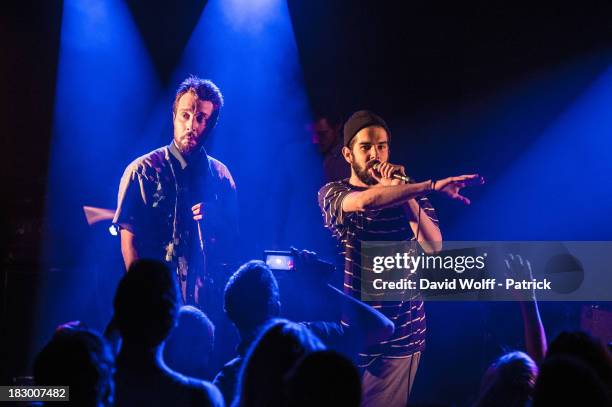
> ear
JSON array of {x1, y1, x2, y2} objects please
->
[{"x1": 342, "y1": 146, "x2": 353, "y2": 164}]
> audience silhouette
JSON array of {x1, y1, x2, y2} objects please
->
[{"x1": 112, "y1": 259, "x2": 223, "y2": 407}]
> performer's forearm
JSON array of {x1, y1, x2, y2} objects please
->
[
  {"x1": 349, "y1": 181, "x2": 433, "y2": 212},
  {"x1": 119, "y1": 229, "x2": 139, "y2": 271},
  {"x1": 404, "y1": 199, "x2": 442, "y2": 253}
]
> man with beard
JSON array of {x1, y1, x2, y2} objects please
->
[
  {"x1": 318, "y1": 110, "x2": 483, "y2": 407},
  {"x1": 310, "y1": 113, "x2": 351, "y2": 182},
  {"x1": 113, "y1": 76, "x2": 238, "y2": 307}
]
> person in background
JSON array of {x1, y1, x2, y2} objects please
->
[
  {"x1": 473, "y1": 254, "x2": 547, "y2": 407},
  {"x1": 34, "y1": 327, "x2": 115, "y2": 407},
  {"x1": 286, "y1": 350, "x2": 362, "y2": 407},
  {"x1": 112, "y1": 259, "x2": 223, "y2": 407},
  {"x1": 214, "y1": 259, "x2": 394, "y2": 405},
  {"x1": 233, "y1": 319, "x2": 325, "y2": 407},
  {"x1": 310, "y1": 112, "x2": 351, "y2": 182},
  {"x1": 164, "y1": 305, "x2": 216, "y2": 380}
]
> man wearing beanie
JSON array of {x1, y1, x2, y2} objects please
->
[{"x1": 318, "y1": 110, "x2": 483, "y2": 407}]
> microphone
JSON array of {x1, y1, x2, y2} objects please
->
[
  {"x1": 369, "y1": 160, "x2": 412, "y2": 183},
  {"x1": 196, "y1": 219, "x2": 205, "y2": 253}
]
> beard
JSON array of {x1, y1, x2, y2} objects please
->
[
  {"x1": 352, "y1": 160, "x2": 378, "y2": 186},
  {"x1": 175, "y1": 132, "x2": 202, "y2": 155}
]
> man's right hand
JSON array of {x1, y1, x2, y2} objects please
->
[
  {"x1": 369, "y1": 161, "x2": 407, "y2": 186},
  {"x1": 433, "y1": 174, "x2": 484, "y2": 204}
]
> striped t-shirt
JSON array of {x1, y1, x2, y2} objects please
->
[{"x1": 318, "y1": 179, "x2": 439, "y2": 366}]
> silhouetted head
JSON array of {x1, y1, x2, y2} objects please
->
[
  {"x1": 286, "y1": 350, "x2": 361, "y2": 407},
  {"x1": 546, "y1": 330, "x2": 612, "y2": 387},
  {"x1": 533, "y1": 355, "x2": 610, "y2": 407},
  {"x1": 236, "y1": 319, "x2": 325, "y2": 407},
  {"x1": 164, "y1": 305, "x2": 215, "y2": 378},
  {"x1": 113, "y1": 259, "x2": 180, "y2": 347},
  {"x1": 474, "y1": 351, "x2": 538, "y2": 407},
  {"x1": 34, "y1": 328, "x2": 114, "y2": 407},
  {"x1": 224, "y1": 260, "x2": 280, "y2": 334}
]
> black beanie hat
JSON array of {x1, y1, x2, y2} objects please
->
[{"x1": 343, "y1": 110, "x2": 391, "y2": 147}]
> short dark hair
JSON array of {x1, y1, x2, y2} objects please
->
[
  {"x1": 546, "y1": 331, "x2": 612, "y2": 385},
  {"x1": 164, "y1": 305, "x2": 215, "y2": 378},
  {"x1": 173, "y1": 75, "x2": 224, "y2": 130},
  {"x1": 34, "y1": 328, "x2": 114, "y2": 406},
  {"x1": 533, "y1": 356, "x2": 610, "y2": 406},
  {"x1": 287, "y1": 350, "x2": 361, "y2": 407},
  {"x1": 224, "y1": 260, "x2": 280, "y2": 331},
  {"x1": 236, "y1": 319, "x2": 325, "y2": 407},
  {"x1": 113, "y1": 259, "x2": 180, "y2": 347}
]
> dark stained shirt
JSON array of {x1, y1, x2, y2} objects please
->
[{"x1": 113, "y1": 142, "x2": 238, "y2": 271}]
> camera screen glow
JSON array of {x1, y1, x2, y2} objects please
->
[{"x1": 266, "y1": 254, "x2": 294, "y2": 270}]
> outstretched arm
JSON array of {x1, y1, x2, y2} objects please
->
[
  {"x1": 505, "y1": 254, "x2": 547, "y2": 362},
  {"x1": 326, "y1": 284, "x2": 395, "y2": 348},
  {"x1": 342, "y1": 174, "x2": 484, "y2": 213},
  {"x1": 519, "y1": 300, "x2": 547, "y2": 363}
]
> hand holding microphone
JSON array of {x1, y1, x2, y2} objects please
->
[
  {"x1": 368, "y1": 160, "x2": 485, "y2": 204},
  {"x1": 368, "y1": 159, "x2": 411, "y2": 185},
  {"x1": 192, "y1": 202, "x2": 205, "y2": 252}
]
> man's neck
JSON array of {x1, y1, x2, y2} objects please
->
[
  {"x1": 170, "y1": 141, "x2": 206, "y2": 170},
  {"x1": 118, "y1": 341, "x2": 166, "y2": 369}
]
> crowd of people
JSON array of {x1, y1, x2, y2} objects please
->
[{"x1": 32, "y1": 257, "x2": 612, "y2": 407}]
